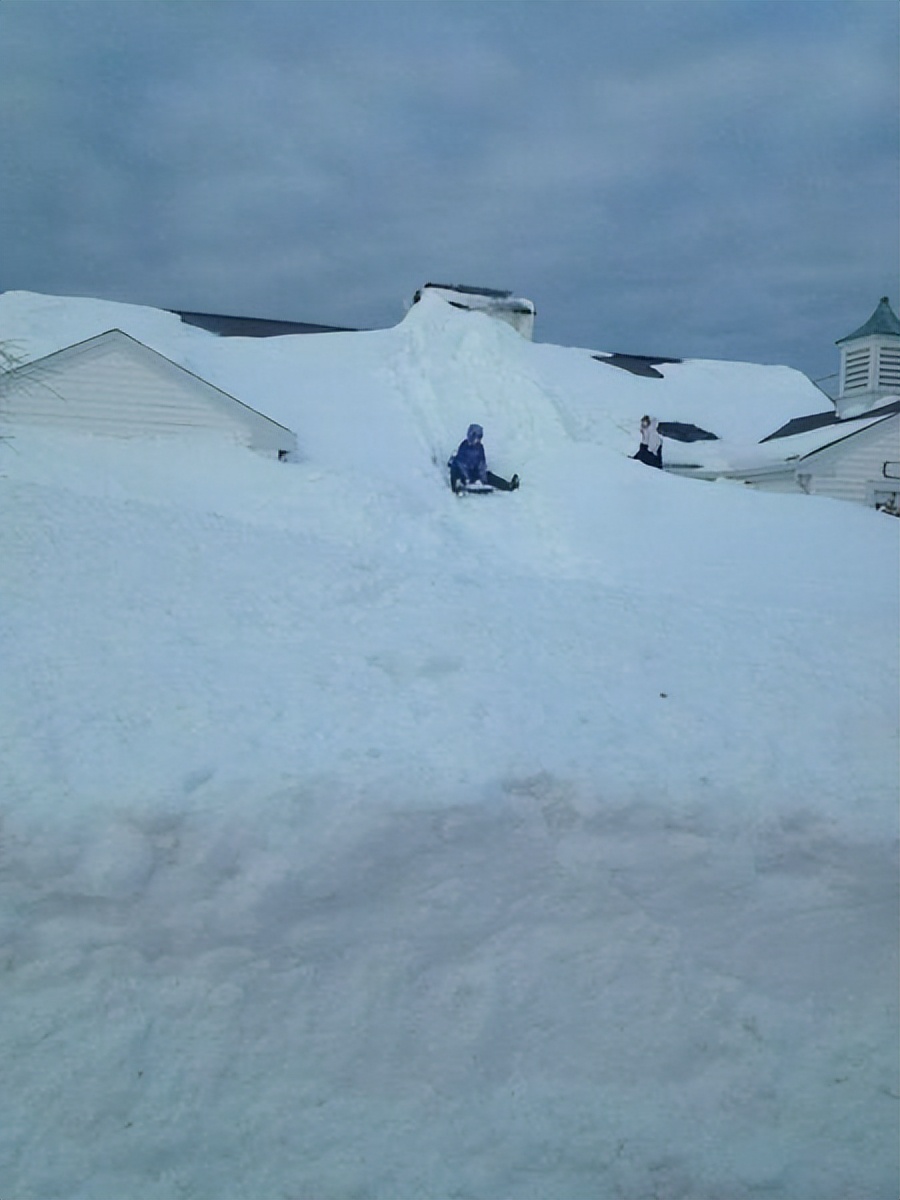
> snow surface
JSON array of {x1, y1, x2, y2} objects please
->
[{"x1": 1, "y1": 291, "x2": 898, "y2": 1199}]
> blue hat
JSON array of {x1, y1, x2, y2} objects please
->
[{"x1": 466, "y1": 424, "x2": 484, "y2": 441}]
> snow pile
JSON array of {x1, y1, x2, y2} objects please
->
[
  {"x1": 0, "y1": 291, "x2": 898, "y2": 1200},
  {"x1": 1, "y1": 287, "x2": 830, "y2": 462},
  {"x1": 411, "y1": 284, "x2": 536, "y2": 339}
]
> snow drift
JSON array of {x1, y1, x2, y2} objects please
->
[{"x1": 0, "y1": 290, "x2": 897, "y2": 1200}]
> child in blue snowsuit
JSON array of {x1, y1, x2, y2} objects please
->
[{"x1": 449, "y1": 424, "x2": 519, "y2": 493}]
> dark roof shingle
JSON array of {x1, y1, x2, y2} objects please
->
[
  {"x1": 762, "y1": 399, "x2": 900, "y2": 442},
  {"x1": 169, "y1": 310, "x2": 357, "y2": 338}
]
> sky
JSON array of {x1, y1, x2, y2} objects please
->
[{"x1": 1, "y1": 0, "x2": 897, "y2": 385}]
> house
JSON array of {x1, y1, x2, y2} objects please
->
[
  {"x1": 788, "y1": 407, "x2": 900, "y2": 509},
  {"x1": 665, "y1": 408, "x2": 900, "y2": 510},
  {"x1": 412, "y1": 283, "x2": 536, "y2": 340},
  {"x1": 744, "y1": 404, "x2": 899, "y2": 504},
  {"x1": 0, "y1": 328, "x2": 297, "y2": 459},
  {"x1": 665, "y1": 298, "x2": 900, "y2": 511}
]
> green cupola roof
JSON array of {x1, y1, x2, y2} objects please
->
[{"x1": 836, "y1": 296, "x2": 900, "y2": 344}]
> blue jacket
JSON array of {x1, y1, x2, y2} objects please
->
[{"x1": 451, "y1": 437, "x2": 487, "y2": 484}]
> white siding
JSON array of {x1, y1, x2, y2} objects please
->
[
  {"x1": 801, "y1": 416, "x2": 900, "y2": 506},
  {"x1": 0, "y1": 330, "x2": 296, "y2": 457}
]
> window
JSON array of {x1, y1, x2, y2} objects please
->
[
  {"x1": 843, "y1": 347, "x2": 870, "y2": 391},
  {"x1": 877, "y1": 347, "x2": 900, "y2": 390}
]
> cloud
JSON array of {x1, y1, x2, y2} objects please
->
[{"x1": 0, "y1": 0, "x2": 896, "y2": 378}]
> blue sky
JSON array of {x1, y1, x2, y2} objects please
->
[{"x1": 1, "y1": 0, "x2": 897, "y2": 383}]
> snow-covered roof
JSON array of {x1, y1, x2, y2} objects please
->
[
  {"x1": 0, "y1": 288, "x2": 829, "y2": 469},
  {"x1": 762, "y1": 399, "x2": 900, "y2": 442},
  {"x1": 665, "y1": 407, "x2": 898, "y2": 475},
  {"x1": 593, "y1": 352, "x2": 683, "y2": 379}
]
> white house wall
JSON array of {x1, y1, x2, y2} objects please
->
[
  {"x1": 800, "y1": 416, "x2": 900, "y2": 506},
  {"x1": 0, "y1": 332, "x2": 296, "y2": 457},
  {"x1": 3, "y1": 343, "x2": 232, "y2": 437}
]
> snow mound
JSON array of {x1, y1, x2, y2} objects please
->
[{"x1": 0, "y1": 290, "x2": 897, "y2": 1199}]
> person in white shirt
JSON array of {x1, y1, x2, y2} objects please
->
[{"x1": 632, "y1": 415, "x2": 663, "y2": 469}]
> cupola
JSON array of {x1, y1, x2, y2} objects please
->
[{"x1": 834, "y1": 296, "x2": 900, "y2": 416}]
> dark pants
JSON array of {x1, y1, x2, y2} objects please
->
[
  {"x1": 450, "y1": 464, "x2": 518, "y2": 491},
  {"x1": 486, "y1": 470, "x2": 518, "y2": 491},
  {"x1": 633, "y1": 446, "x2": 663, "y2": 469}
]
